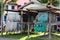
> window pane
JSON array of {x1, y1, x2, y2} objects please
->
[
  {"x1": 6, "y1": 5, "x2": 8, "y2": 9},
  {"x1": 57, "y1": 16, "x2": 60, "y2": 21},
  {"x1": 12, "y1": 6, "x2": 15, "y2": 9}
]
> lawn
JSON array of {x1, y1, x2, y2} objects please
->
[{"x1": 0, "y1": 32, "x2": 60, "y2": 40}]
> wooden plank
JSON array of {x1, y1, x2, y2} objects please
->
[
  {"x1": 48, "y1": 0, "x2": 53, "y2": 40},
  {"x1": 27, "y1": 8, "x2": 49, "y2": 12},
  {"x1": 47, "y1": 5, "x2": 60, "y2": 11},
  {"x1": 5, "y1": 9, "x2": 38, "y2": 13},
  {"x1": 20, "y1": 11, "x2": 23, "y2": 33},
  {"x1": 27, "y1": 22, "x2": 30, "y2": 37},
  {"x1": 48, "y1": 12, "x2": 52, "y2": 40},
  {"x1": 27, "y1": 13, "x2": 30, "y2": 38},
  {"x1": 51, "y1": 22, "x2": 60, "y2": 25}
]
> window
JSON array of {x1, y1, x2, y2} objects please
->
[
  {"x1": 56, "y1": 16, "x2": 60, "y2": 21},
  {"x1": 12, "y1": 6, "x2": 15, "y2": 9},
  {"x1": 6, "y1": 5, "x2": 8, "y2": 9},
  {"x1": 23, "y1": 14, "x2": 28, "y2": 22},
  {"x1": 30, "y1": 16, "x2": 34, "y2": 22}
]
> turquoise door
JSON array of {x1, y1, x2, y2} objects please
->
[{"x1": 34, "y1": 12, "x2": 48, "y2": 32}]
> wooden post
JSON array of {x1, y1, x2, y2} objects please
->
[
  {"x1": 48, "y1": 0, "x2": 53, "y2": 40},
  {"x1": 21, "y1": 11, "x2": 23, "y2": 33},
  {"x1": 48, "y1": 11, "x2": 52, "y2": 40},
  {"x1": 27, "y1": 13, "x2": 30, "y2": 38},
  {"x1": 27, "y1": 22, "x2": 30, "y2": 37}
]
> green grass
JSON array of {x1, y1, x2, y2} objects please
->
[
  {"x1": 0, "y1": 32, "x2": 60, "y2": 40},
  {"x1": 26, "y1": 34, "x2": 60, "y2": 40}
]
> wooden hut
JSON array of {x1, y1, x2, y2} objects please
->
[
  {"x1": 5, "y1": 0, "x2": 60, "y2": 34},
  {"x1": 4, "y1": 2, "x2": 22, "y2": 32},
  {"x1": 47, "y1": 5, "x2": 60, "y2": 31},
  {"x1": 1, "y1": 0, "x2": 59, "y2": 39},
  {"x1": 5, "y1": 1, "x2": 49, "y2": 32}
]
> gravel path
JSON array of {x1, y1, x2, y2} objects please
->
[{"x1": 0, "y1": 38, "x2": 18, "y2": 40}]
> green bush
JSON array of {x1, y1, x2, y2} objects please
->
[{"x1": 11, "y1": 0, "x2": 17, "y2": 2}]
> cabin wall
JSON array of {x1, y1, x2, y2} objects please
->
[
  {"x1": 51, "y1": 13, "x2": 56, "y2": 23},
  {"x1": 34, "y1": 12, "x2": 48, "y2": 32},
  {"x1": 6, "y1": 4, "x2": 18, "y2": 10},
  {"x1": 22, "y1": 12, "x2": 37, "y2": 31}
]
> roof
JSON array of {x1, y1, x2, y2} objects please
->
[
  {"x1": 19, "y1": 2, "x2": 34, "y2": 9},
  {"x1": 23, "y1": 3, "x2": 49, "y2": 11},
  {"x1": 16, "y1": 0, "x2": 30, "y2": 5},
  {"x1": 30, "y1": 0, "x2": 40, "y2": 4},
  {"x1": 47, "y1": 5, "x2": 60, "y2": 13},
  {"x1": 7, "y1": 1, "x2": 17, "y2": 5},
  {"x1": 5, "y1": 2, "x2": 49, "y2": 12},
  {"x1": 5, "y1": 0, "x2": 60, "y2": 13}
]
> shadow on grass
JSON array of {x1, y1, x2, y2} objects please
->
[
  {"x1": 0, "y1": 32, "x2": 60, "y2": 40},
  {"x1": 26, "y1": 35, "x2": 60, "y2": 40},
  {"x1": 0, "y1": 33, "x2": 27, "y2": 39},
  {"x1": 0, "y1": 32, "x2": 39, "y2": 39}
]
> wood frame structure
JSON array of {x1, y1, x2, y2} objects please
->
[{"x1": 1, "y1": 0, "x2": 60, "y2": 40}]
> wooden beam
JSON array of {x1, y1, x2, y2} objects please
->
[
  {"x1": 27, "y1": 8, "x2": 49, "y2": 12},
  {"x1": 20, "y1": 11, "x2": 23, "y2": 34},
  {"x1": 51, "y1": 10, "x2": 60, "y2": 14},
  {"x1": 5, "y1": 9, "x2": 38, "y2": 13},
  {"x1": 47, "y1": 5, "x2": 60, "y2": 11},
  {"x1": 52, "y1": 8, "x2": 60, "y2": 11},
  {"x1": 48, "y1": 0, "x2": 53, "y2": 40},
  {"x1": 48, "y1": 11, "x2": 52, "y2": 40},
  {"x1": 27, "y1": 12, "x2": 30, "y2": 38}
]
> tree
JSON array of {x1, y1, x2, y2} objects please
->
[
  {"x1": 11, "y1": 0, "x2": 17, "y2": 2},
  {"x1": 0, "y1": 2, "x2": 1, "y2": 13},
  {"x1": 38, "y1": 0, "x2": 59, "y2": 6}
]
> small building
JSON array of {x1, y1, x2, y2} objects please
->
[
  {"x1": 4, "y1": 0, "x2": 60, "y2": 32},
  {"x1": 3, "y1": 2, "x2": 21, "y2": 32}
]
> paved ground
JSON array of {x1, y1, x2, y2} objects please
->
[{"x1": 0, "y1": 38, "x2": 18, "y2": 40}]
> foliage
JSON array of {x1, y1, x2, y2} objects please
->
[
  {"x1": 11, "y1": 0, "x2": 17, "y2": 2},
  {"x1": 0, "y1": 2, "x2": 1, "y2": 13},
  {"x1": 38, "y1": 0, "x2": 59, "y2": 6},
  {"x1": 39, "y1": 0, "x2": 48, "y2": 3},
  {"x1": 0, "y1": 2, "x2": 2, "y2": 14},
  {"x1": 52, "y1": 0, "x2": 59, "y2": 6}
]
